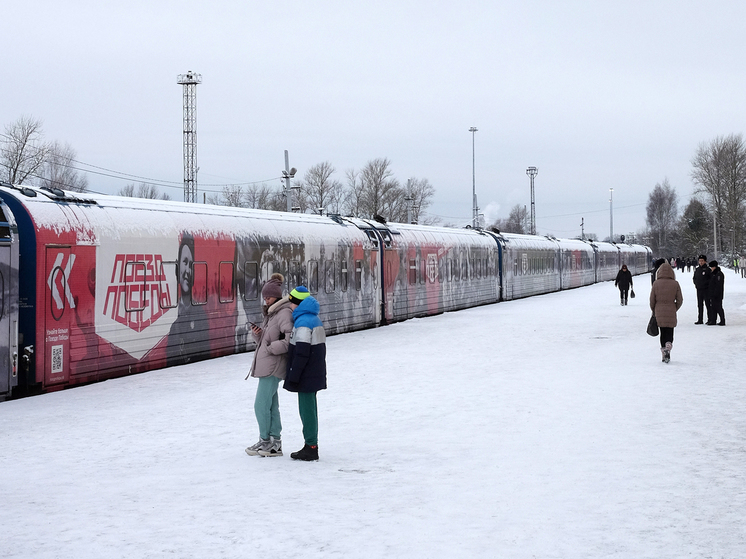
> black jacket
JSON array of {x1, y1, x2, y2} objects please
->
[
  {"x1": 614, "y1": 269, "x2": 633, "y2": 290},
  {"x1": 693, "y1": 264, "x2": 712, "y2": 291},
  {"x1": 708, "y1": 267, "x2": 725, "y2": 301}
]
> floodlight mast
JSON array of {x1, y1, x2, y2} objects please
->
[
  {"x1": 526, "y1": 166, "x2": 538, "y2": 235},
  {"x1": 177, "y1": 71, "x2": 202, "y2": 203},
  {"x1": 469, "y1": 127, "x2": 478, "y2": 227}
]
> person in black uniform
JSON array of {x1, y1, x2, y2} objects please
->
[
  {"x1": 706, "y1": 260, "x2": 725, "y2": 326},
  {"x1": 692, "y1": 254, "x2": 711, "y2": 324}
]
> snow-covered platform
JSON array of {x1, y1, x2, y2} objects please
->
[{"x1": 2, "y1": 270, "x2": 745, "y2": 558}]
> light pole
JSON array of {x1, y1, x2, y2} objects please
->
[
  {"x1": 609, "y1": 188, "x2": 614, "y2": 242},
  {"x1": 526, "y1": 166, "x2": 538, "y2": 235},
  {"x1": 469, "y1": 127, "x2": 478, "y2": 227}
]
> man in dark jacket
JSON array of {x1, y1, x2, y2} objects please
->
[
  {"x1": 284, "y1": 286, "x2": 327, "y2": 461},
  {"x1": 706, "y1": 260, "x2": 725, "y2": 325},
  {"x1": 692, "y1": 254, "x2": 712, "y2": 324}
]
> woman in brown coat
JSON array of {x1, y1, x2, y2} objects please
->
[{"x1": 649, "y1": 262, "x2": 683, "y2": 363}]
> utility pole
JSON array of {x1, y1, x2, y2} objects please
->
[
  {"x1": 469, "y1": 127, "x2": 478, "y2": 227},
  {"x1": 526, "y1": 166, "x2": 538, "y2": 235},
  {"x1": 282, "y1": 150, "x2": 297, "y2": 212},
  {"x1": 580, "y1": 218, "x2": 585, "y2": 240},
  {"x1": 177, "y1": 71, "x2": 201, "y2": 203}
]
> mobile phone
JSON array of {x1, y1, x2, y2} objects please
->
[{"x1": 249, "y1": 321, "x2": 258, "y2": 329}]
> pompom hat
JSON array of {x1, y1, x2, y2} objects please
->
[{"x1": 261, "y1": 273, "x2": 284, "y2": 299}]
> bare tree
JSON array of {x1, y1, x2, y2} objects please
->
[
  {"x1": 341, "y1": 169, "x2": 364, "y2": 217},
  {"x1": 214, "y1": 184, "x2": 244, "y2": 207},
  {"x1": 301, "y1": 161, "x2": 344, "y2": 215},
  {"x1": 1, "y1": 116, "x2": 50, "y2": 184},
  {"x1": 358, "y1": 158, "x2": 404, "y2": 221},
  {"x1": 405, "y1": 177, "x2": 437, "y2": 224},
  {"x1": 491, "y1": 204, "x2": 528, "y2": 234},
  {"x1": 117, "y1": 182, "x2": 170, "y2": 200},
  {"x1": 645, "y1": 178, "x2": 679, "y2": 255},
  {"x1": 37, "y1": 141, "x2": 88, "y2": 192}
]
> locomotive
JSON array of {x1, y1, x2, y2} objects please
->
[{"x1": 0, "y1": 182, "x2": 651, "y2": 400}]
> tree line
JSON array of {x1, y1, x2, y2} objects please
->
[
  {"x1": 646, "y1": 133, "x2": 746, "y2": 261},
  {"x1": 1, "y1": 116, "x2": 88, "y2": 192},
  {"x1": 206, "y1": 158, "x2": 436, "y2": 224},
  {"x1": 1, "y1": 116, "x2": 436, "y2": 224}
]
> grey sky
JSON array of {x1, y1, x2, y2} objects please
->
[{"x1": 4, "y1": 1, "x2": 745, "y2": 239}]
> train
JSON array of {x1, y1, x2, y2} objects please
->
[{"x1": 0, "y1": 182, "x2": 652, "y2": 400}]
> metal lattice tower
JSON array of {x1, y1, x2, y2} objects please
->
[{"x1": 177, "y1": 71, "x2": 202, "y2": 203}]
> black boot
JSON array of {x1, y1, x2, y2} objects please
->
[{"x1": 291, "y1": 444, "x2": 319, "y2": 461}]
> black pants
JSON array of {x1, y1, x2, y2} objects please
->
[
  {"x1": 659, "y1": 327, "x2": 674, "y2": 348},
  {"x1": 619, "y1": 288, "x2": 628, "y2": 303},
  {"x1": 696, "y1": 289, "x2": 708, "y2": 322},
  {"x1": 708, "y1": 298, "x2": 725, "y2": 324}
]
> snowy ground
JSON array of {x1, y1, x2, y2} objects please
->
[{"x1": 2, "y1": 270, "x2": 746, "y2": 558}]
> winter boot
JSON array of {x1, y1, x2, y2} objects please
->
[
  {"x1": 245, "y1": 439, "x2": 270, "y2": 456},
  {"x1": 290, "y1": 444, "x2": 319, "y2": 461},
  {"x1": 258, "y1": 436, "x2": 283, "y2": 457},
  {"x1": 663, "y1": 342, "x2": 672, "y2": 363}
]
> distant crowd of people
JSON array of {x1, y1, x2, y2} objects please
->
[{"x1": 614, "y1": 253, "x2": 735, "y2": 364}]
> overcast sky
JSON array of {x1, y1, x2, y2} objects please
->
[{"x1": 4, "y1": 1, "x2": 745, "y2": 239}]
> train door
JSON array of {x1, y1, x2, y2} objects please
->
[
  {"x1": 44, "y1": 247, "x2": 73, "y2": 387},
  {"x1": 0, "y1": 234, "x2": 17, "y2": 399}
]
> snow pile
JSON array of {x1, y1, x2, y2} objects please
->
[{"x1": 1, "y1": 272, "x2": 745, "y2": 558}]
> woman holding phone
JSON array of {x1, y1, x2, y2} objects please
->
[{"x1": 245, "y1": 273, "x2": 294, "y2": 457}]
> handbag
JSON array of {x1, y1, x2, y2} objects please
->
[
  {"x1": 630, "y1": 289, "x2": 635, "y2": 299},
  {"x1": 646, "y1": 313, "x2": 659, "y2": 336}
]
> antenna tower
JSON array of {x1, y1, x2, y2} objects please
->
[{"x1": 177, "y1": 71, "x2": 202, "y2": 203}]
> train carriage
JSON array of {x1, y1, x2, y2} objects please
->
[
  {"x1": 0, "y1": 182, "x2": 653, "y2": 399},
  {"x1": 593, "y1": 241, "x2": 622, "y2": 283},
  {"x1": 498, "y1": 233, "x2": 561, "y2": 300}
]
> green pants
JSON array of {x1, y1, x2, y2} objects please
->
[
  {"x1": 298, "y1": 391, "x2": 318, "y2": 446},
  {"x1": 254, "y1": 376, "x2": 282, "y2": 440}
]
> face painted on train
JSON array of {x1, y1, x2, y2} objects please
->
[{"x1": 178, "y1": 240, "x2": 194, "y2": 297}]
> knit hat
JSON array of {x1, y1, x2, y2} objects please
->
[
  {"x1": 709, "y1": 260, "x2": 718, "y2": 268},
  {"x1": 698, "y1": 254, "x2": 707, "y2": 261},
  {"x1": 262, "y1": 273, "x2": 284, "y2": 299},
  {"x1": 288, "y1": 286, "x2": 310, "y2": 305}
]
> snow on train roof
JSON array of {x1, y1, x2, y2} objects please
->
[{"x1": 0, "y1": 185, "x2": 367, "y2": 243}]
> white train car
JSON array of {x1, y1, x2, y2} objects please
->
[{"x1": 496, "y1": 233, "x2": 561, "y2": 300}]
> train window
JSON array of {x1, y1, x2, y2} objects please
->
[
  {"x1": 288, "y1": 261, "x2": 301, "y2": 291},
  {"x1": 340, "y1": 260, "x2": 348, "y2": 292},
  {"x1": 192, "y1": 262, "x2": 208, "y2": 305},
  {"x1": 438, "y1": 257, "x2": 444, "y2": 283},
  {"x1": 262, "y1": 261, "x2": 275, "y2": 283},
  {"x1": 420, "y1": 257, "x2": 426, "y2": 284},
  {"x1": 244, "y1": 262, "x2": 259, "y2": 300},
  {"x1": 124, "y1": 261, "x2": 147, "y2": 312},
  {"x1": 0, "y1": 270, "x2": 4, "y2": 319},
  {"x1": 380, "y1": 231, "x2": 393, "y2": 248},
  {"x1": 461, "y1": 253, "x2": 468, "y2": 281},
  {"x1": 366, "y1": 230, "x2": 379, "y2": 248},
  {"x1": 325, "y1": 260, "x2": 336, "y2": 293},
  {"x1": 158, "y1": 261, "x2": 178, "y2": 309},
  {"x1": 308, "y1": 261, "x2": 319, "y2": 293},
  {"x1": 355, "y1": 260, "x2": 362, "y2": 291},
  {"x1": 219, "y1": 261, "x2": 234, "y2": 303},
  {"x1": 409, "y1": 259, "x2": 416, "y2": 285}
]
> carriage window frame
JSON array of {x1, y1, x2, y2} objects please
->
[
  {"x1": 219, "y1": 261, "x2": 235, "y2": 303},
  {"x1": 325, "y1": 260, "x2": 336, "y2": 293},
  {"x1": 243, "y1": 262, "x2": 259, "y2": 301},
  {"x1": 409, "y1": 258, "x2": 417, "y2": 285},
  {"x1": 308, "y1": 260, "x2": 319, "y2": 293},
  {"x1": 355, "y1": 259, "x2": 363, "y2": 291},
  {"x1": 191, "y1": 261, "x2": 208, "y2": 305},
  {"x1": 340, "y1": 259, "x2": 348, "y2": 292}
]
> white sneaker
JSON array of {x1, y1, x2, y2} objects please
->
[
  {"x1": 245, "y1": 439, "x2": 270, "y2": 456},
  {"x1": 258, "y1": 436, "x2": 283, "y2": 457}
]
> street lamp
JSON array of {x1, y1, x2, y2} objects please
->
[
  {"x1": 526, "y1": 166, "x2": 538, "y2": 235},
  {"x1": 609, "y1": 188, "x2": 614, "y2": 242},
  {"x1": 469, "y1": 127, "x2": 478, "y2": 227}
]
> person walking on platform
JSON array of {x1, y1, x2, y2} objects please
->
[
  {"x1": 245, "y1": 273, "x2": 294, "y2": 458},
  {"x1": 650, "y1": 261, "x2": 683, "y2": 363},
  {"x1": 707, "y1": 260, "x2": 726, "y2": 326},
  {"x1": 692, "y1": 254, "x2": 711, "y2": 324},
  {"x1": 614, "y1": 264, "x2": 633, "y2": 305},
  {"x1": 284, "y1": 286, "x2": 327, "y2": 461},
  {"x1": 651, "y1": 258, "x2": 666, "y2": 285}
]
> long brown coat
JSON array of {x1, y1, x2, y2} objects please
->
[{"x1": 650, "y1": 262, "x2": 683, "y2": 328}]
